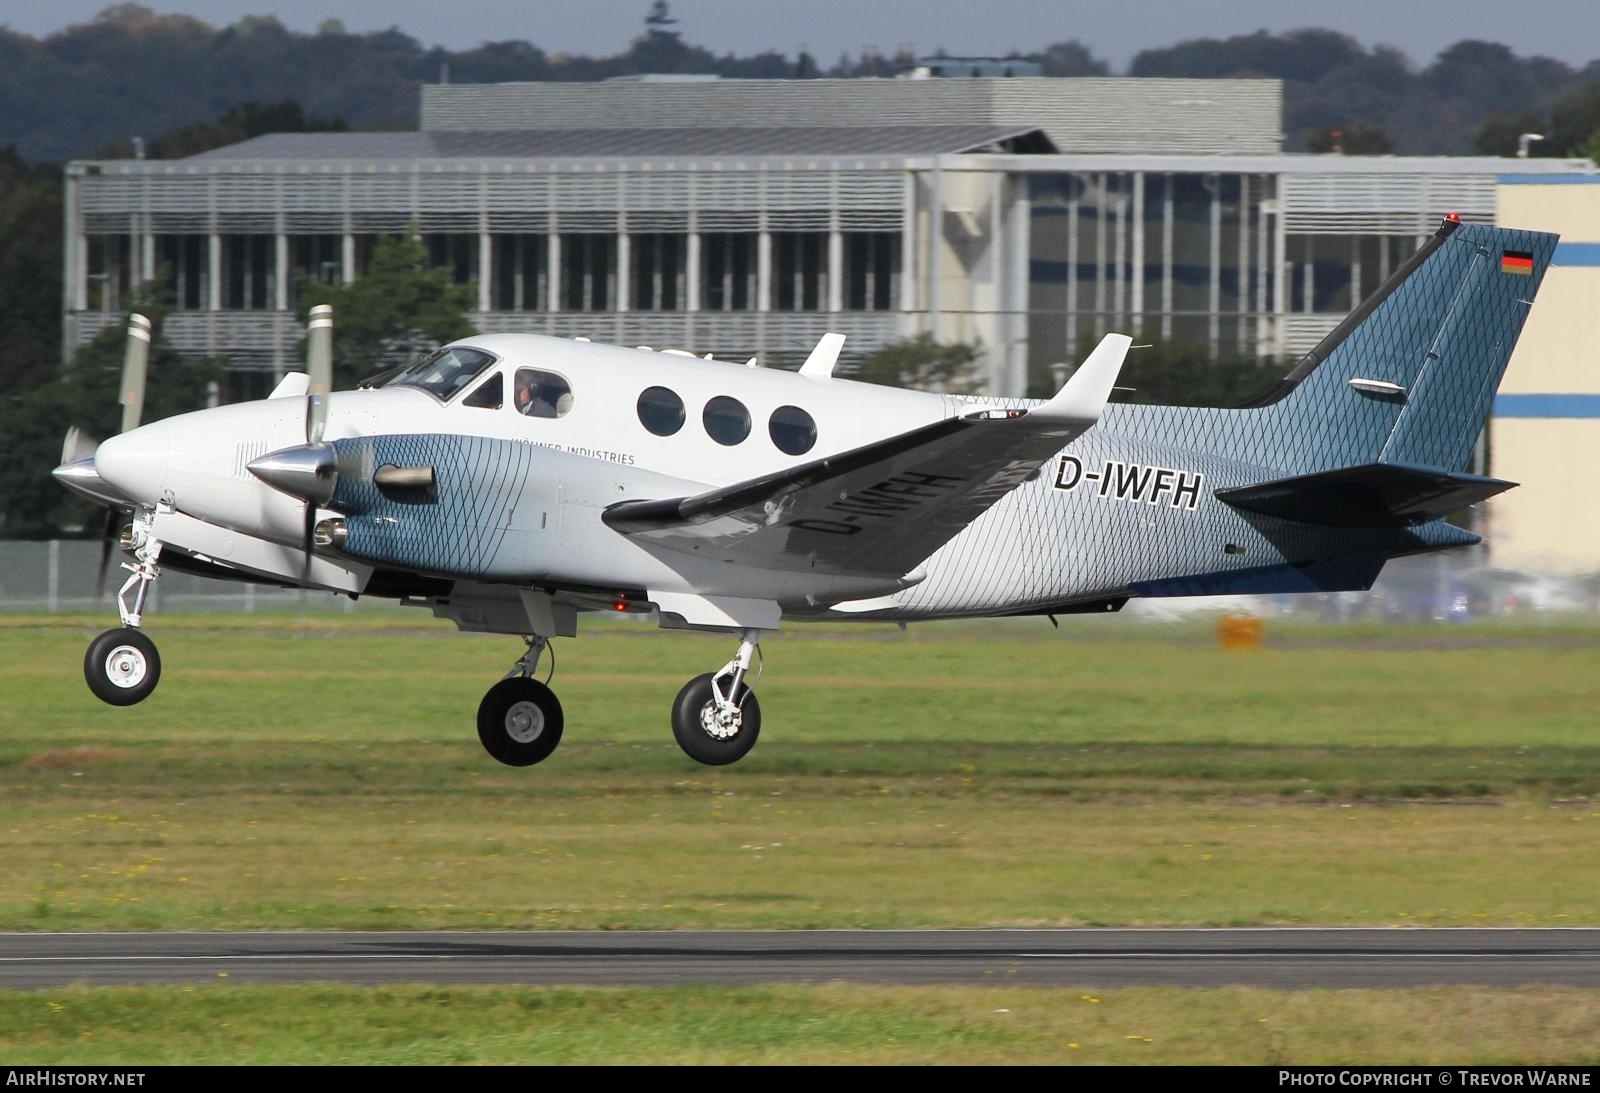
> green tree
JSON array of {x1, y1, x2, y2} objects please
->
[
  {"x1": 0, "y1": 284, "x2": 224, "y2": 536},
  {"x1": 448, "y1": 40, "x2": 549, "y2": 84},
  {"x1": 1476, "y1": 112, "x2": 1546, "y2": 156},
  {"x1": 1422, "y1": 41, "x2": 1573, "y2": 122},
  {"x1": 644, "y1": 1, "x2": 679, "y2": 41},
  {"x1": 853, "y1": 334, "x2": 984, "y2": 393},
  {"x1": 0, "y1": 148, "x2": 62, "y2": 392},
  {"x1": 295, "y1": 230, "x2": 476, "y2": 387},
  {"x1": 1305, "y1": 125, "x2": 1396, "y2": 155},
  {"x1": 133, "y1": 100, "x2": 345, "y2": 160},
  {"x1": 1581, "y1": 129, "x2": 1600, "y2": 167},
  {"x1": 1035, "y1": 41, "x2": 1109, "y2": 77},
  {"x1": 627, "y1": 0, "x2": 716, "y2": 75},
  {"x1": 1107, "y1": 341, "x2": 1282, "y2": 408},
  {"x1": 1545, "y1": 79, "x2": 1600, "y2": 154},
  {"x1": 1477, "y1": 77, "x2": 1600, "y2": 159}
]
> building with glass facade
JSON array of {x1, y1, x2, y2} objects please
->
[{"x1": 64, "y1": 76, "x2": 1595, "y2": 401}]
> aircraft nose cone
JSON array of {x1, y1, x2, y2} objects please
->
[
  {"x1": 94, "y1": 424, "x2": 172, "y2": 506},
  {"x1": 247, "y1": 444, "x2": 339, "y2": 506}
]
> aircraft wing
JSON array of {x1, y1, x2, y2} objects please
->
[{"x1": 603, "y1": 334, "x2": 1130, "y2": 578}]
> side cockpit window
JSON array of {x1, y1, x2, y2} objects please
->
[
  {"x1": 513, "y1": 368, "x2": 574, "y2": 418},
  {"x1": 384, "y1": 346, "x2": 496, "y2": 401},
  {"x1": 462, "y1": 372, "x2": 503, "y2": 410}
]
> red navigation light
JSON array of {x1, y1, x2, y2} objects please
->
[
  {"x1": 612, "y1": 600, "x2": 628, "y2": 612},
  {"x1": 1445, "y1": 211, "x2": 1461, "y2": 223}
]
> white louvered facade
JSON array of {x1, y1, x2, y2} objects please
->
[{"x1": 64, "y1": 77, "x2": 1597, "y2": 399}]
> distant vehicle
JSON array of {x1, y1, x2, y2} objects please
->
[{"x1": 54, "y1": 218, "x2": 1555, "y2": 766}]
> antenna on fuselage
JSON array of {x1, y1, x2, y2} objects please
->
[{"x1": 798, "y1": 332, "x2": 845, "y2": 378}]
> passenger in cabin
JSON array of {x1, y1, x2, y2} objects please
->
[{"x1": 514, "y1": 368, "x2": 573, "y2": 418}]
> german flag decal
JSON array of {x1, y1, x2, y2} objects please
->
[{"x1": 1502, "y1": 250, "x2": 1535, "y2": 276}]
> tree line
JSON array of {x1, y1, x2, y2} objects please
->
[{"x1": 6, "y1": 5, "x2": 1600, "y2": 162}]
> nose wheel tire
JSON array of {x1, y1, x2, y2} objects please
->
[
  {"x1": 671, "y1": 672, "x2": 761, "y2": 766},
  {"x1": 477, "y1": 677, "x2": 564, "y2": 767},
  {"x1": 84, "y1": 627, "x2": 161, "y2": 706}
]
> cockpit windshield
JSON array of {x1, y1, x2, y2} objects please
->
[{"x1": 383, "y1": 346, "x2": 497, "y2": 401}]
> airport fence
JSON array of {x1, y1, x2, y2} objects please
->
[
  {"x1": 0, "y1": 539, "x2": 1596, "y2": 622},
  {"x1": 0, "y1": 539, "x2": 359, "y2": 616}
]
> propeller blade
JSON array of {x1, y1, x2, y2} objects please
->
[
  {"x1": 305, "y1": 392, "x2": 327, "y2": 446},
  {"x1": 307, "y1": 304, "x2": 334, "y2": 394},
  {"x1": 119, "y1": 314, "x2": 151, "y2": 435},
  {"x1": 61, "y1": 425, "x2": 100, "y2": 466},
  {"x1": 94, "y1": 507, "x2": 121, "y2": 602},
  {"x1": 298, "y1": 302, "x2": 327, "y2": 579},
  {"x1": 302, "y1": 502, "x2": 317, "y2": 587},
  {"x1": 305, "y1": 304, "x2": 333, "y2": 444}
]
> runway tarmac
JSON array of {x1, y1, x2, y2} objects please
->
[{"x1": 2, "y1": 930, "x2": 1598, "y2": 989}]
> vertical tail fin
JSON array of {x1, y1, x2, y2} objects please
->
[{"x1": 1239, "y1": 218, "x2": 1557, "y2": 474}]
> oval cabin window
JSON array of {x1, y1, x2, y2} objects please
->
[
  {"x1": 637, "y1": 386, "x2": 686, "y2": 436},
  {"x1": 768, "y1": 405, "x2": 817, "y2": 456},
  {"x1": 703, "y1": 396, "x2": 751, "y2": 446}
]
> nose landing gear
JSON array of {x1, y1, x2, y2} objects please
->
[
  {"x1": 671, "y1": 628, "x2": 763, "y2": 766},
  {"x1": 84, "y1": 510, "x2": 164, "y2": 706}
]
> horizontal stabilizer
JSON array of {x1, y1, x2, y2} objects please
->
[{"x1": 1215, "y1": 462, "x2": 1515, "y2": 529}]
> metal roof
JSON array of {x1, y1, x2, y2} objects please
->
[
  {"x1": 188, "y1": 125, "x2": 1056, "y2": 161},
  {"x1": 420, "y1": 78, "x2": 1285, "y2": 155}
]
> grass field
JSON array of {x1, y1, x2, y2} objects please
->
[
  {"x1": 4, "y1": 983, "x2": 1599, "y2": 1065},
  {"x1": 3, "y1": 611, "x2": 1599, "y2": 1063},
  {"x1": 2, "y1": 612, "x2": 1597, "y2": 931}
]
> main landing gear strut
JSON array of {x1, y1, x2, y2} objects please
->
[
  {"x1": 477, "y1": 635, "x2": 565, "y2": 767},
  {"x1": 475, "y1": 628, "x2": 764, "y2": 768},
  {"x1": 670, "y1": 628, "x2": 763, "y2": 766},
  {"x1": 84, "y1": 508, "x2": 164, "y2": 706}
]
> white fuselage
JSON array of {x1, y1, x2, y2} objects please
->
[
  {"x1": 91, "y1": 334, "x2": 1053, "y2": 618},
  {"x1": 93, "y1": 331, "x2": 1318, "y2": 624},
  {"x1": 83, "y1": 332, "x2": 1384, "y2": 625}
]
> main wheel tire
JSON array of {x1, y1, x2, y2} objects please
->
[
  {"x1": 477, "y1": 677, "x2": 564, "y2": 767},
  {"x1": 671, "y1": 672, "x2": 761, "y2": 766},
  {"x1": 84, "y1": 627, "x2": 161, "y2": 706}
]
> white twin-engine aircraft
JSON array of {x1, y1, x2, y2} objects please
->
[{"x1": 53, "y1": 219, "x2": 1554, "y2": 767}]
